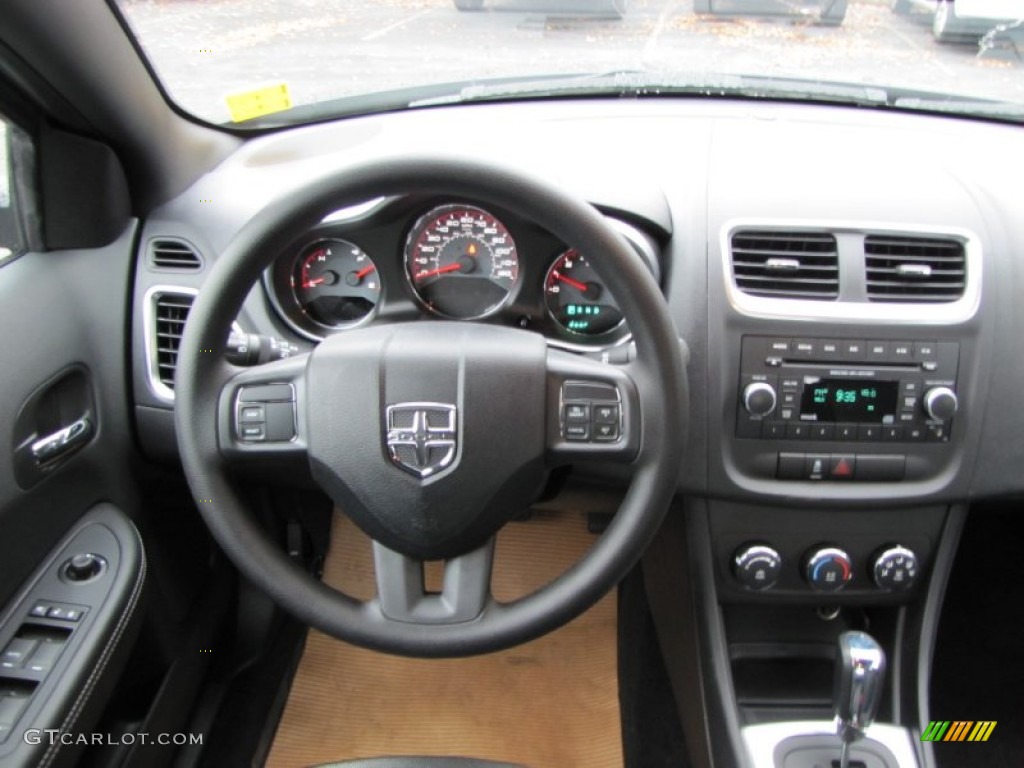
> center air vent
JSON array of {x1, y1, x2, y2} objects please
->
[
  {"x1": 150, "y1": 239, "x2": 202, "y2": 270},
  {"x1": 153, "y1": 293, "x2": 194, "y2": 390},
  {"x1": 865, "y1": 235, "x2": 965, "y2": 302},
  {"x1": 730, "y1": 231, "x2": 839, "y2": 299}
]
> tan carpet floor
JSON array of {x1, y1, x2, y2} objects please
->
[{"x1": 265, "y1": 511, "x2": 622, "y2": 768}]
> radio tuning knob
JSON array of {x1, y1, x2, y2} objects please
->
[
  {"x1": 923, "y1": 386, "x2": 958, "y2": 422},
  {"x1": 743, "y1": 382, "x2": 777, "y2": 417}
]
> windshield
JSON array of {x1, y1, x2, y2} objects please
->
[{"x1": 114, "y1": 0, "x2": 1024, "y2": 126}]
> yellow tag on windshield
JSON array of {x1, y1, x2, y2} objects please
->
[{"x1": 225, "y1": 83, "x2": 293, "y2": 123}]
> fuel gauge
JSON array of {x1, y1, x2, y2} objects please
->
[
  {"x1": 291, "y1": 239, "x2": 380, "y2": 329},
  {"x1": 544, "y1": 249, "x2": 623, "y2": 337}
]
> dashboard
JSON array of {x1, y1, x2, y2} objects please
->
[{"x1": 129, "y1": 96, "x2": 1024, "y2": 505}]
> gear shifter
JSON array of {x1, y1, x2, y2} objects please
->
[{"x1": 834, "y1": 631, "x2": 886, "y2": 768}]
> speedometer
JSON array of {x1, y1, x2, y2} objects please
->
[{"x1": 404, "y1": 204, "x2": 519, "y2": 319}]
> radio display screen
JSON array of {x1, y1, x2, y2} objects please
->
[{"x1": 800, "y1": 379, "x2": 898, "y2": 423}]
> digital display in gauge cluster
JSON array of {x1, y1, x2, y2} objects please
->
[{"x1": 543, "y1": 249, "x2": 624, "y2": 337}]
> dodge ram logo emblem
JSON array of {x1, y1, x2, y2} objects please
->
[{"x1": 385, "y1": 403, "x2": 457, "y2": 478}]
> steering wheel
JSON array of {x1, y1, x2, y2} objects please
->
[{"x1": 174, "y1": 155, "x2": 687, "y2": 657}]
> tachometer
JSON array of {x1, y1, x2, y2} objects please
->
[
  {"x1": 544, "y1": 249, "x2": 624, "y2": 336},
  {"x1": 405, "y1": 204, "x2": 519, "y2": 319},
  {"x1": 291, "y1": 239, "x2": 380, "y2": 329}
]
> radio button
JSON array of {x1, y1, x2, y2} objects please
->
[
  {"x1": 898, "y1": 412, "x2": 916, "y2": 423},
  {"x1": 835, "y1": 424, "x2": 857, "y2": 440},
  {"x1": 900, "y1": 381, "x2": 920, "y2": 396},
  {"x1": 786, "y1": 422, "x2": 811, "y2": 439},
  {"x1": 793, "y1": 339, "x2": 817, "y2": 358},
  {"x1": 881, "y1": 425, "x2": 903, "y2": 441},
  {"x1": 820, "y1": 339, "x2": 842, "y2": 359},
  {"x1": 840, "y1": 340, "x2": 866, "y2": 361},
  {"x1": 901, "y1": 395, "x2": 918, "y2": 411},
  {"x1": 781, "y1": 378, "x2": 801, "y2": 391},
  {"x1": 867, "y1": 341, "x2": 890, "y2": 361},
  {"x1": 781, "y1": 391, "x2": 798, "y2": 407},
  {"x1": 810, "y1": 423, "x2": 834, "y2": 440},
  {"x1": 891, "y1": 342, "x2": 914, "y2": 361},
  {"x1": 858, "y1": 425, "x2": 881, "y2": 441},
  {"x1": 927, "y1": 424, "x2": 950, "y2": 442},
  {"x1": 768, "y1": 339, "x2": 792, "y2": 354},
  {"x1": 763, "y1": 422, "x2": 787, "y2": 439},
  {"x1": 914, "y1": 341, "x2": 938, "y2": 363},
  {"x1": 906, "y1": 426, "x2": 928, "y2": 441}
]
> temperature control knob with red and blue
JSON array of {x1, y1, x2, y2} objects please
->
[{"x1": 805, "y1": 546, "x2": 853, "y2": 592}]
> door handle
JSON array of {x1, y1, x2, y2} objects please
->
[{"x1": 31, "y1": 418, "x2": 93, "y2": 464}]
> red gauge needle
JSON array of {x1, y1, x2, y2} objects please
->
[
  {"x1": 554, "y1": 271, "x2": 589, "y2": 292},
  {"x1": 416, "y1": 263, "x2": 462, "y2": 280},
  {"x1": 355, "y1": 265, "x2": 376, "y2": 279},
  {"x1": 304, "y1": 277, "x2": 326, "y2": 288}
]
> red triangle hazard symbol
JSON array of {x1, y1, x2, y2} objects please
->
[{"x1": 833, "y1": 458, "x2": 853, "y2": 477}]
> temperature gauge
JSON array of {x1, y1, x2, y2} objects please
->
[
  {"x1": 544, "y1": 249, "x2": 624, "y2": 337},
  {"x1": 291, "y1": 239, "x2": 380, "y2": 329}
]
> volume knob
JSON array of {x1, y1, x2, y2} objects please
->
[
  {"x1": 923, "y1": 387, "x2": 958, "y2": 422},
  {"x1": 743, "y1": 382, "x2": 777, "y2": 417}
]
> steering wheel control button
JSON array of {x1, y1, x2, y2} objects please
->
[
  {"x1": 872, "y1": 545, "x2": 918, "y2": 591},
  {"x1": 564, "y1": 422, "x2": 590, "y2": 441},
  {"x1": 238, "y1": 404, "x2": 265, "y2": 422},
  {"x1": 559, "y1": 382, "x2": 622, "y2": 444},
  {"x1": 235, "y1": 383, "x2": 296, "y2": 443},
  {"x1": 733, "y1": 544, "x2": 782, "y2": 591},
  {"x1": 805, "y1": 547, "x2": 853, "y2": 592},
  {"x1": 62, "y1": 553, "x2": 106, "y2": 583},
  {"x1": 564, "y1": 403, "x2": 590, "y2": 423}
]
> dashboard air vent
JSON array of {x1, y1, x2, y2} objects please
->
[
  {"x1": 865, "y1": 235, "x2": 965, "y2": 302},
  {"x1": 730, "y1": 231, "x2": 839, "y2": 299},
  {"x1": 150, "y1": 239, "x2": 202, "y2": 270},
  {"x1": 153, "y1": 293, "x2": 193, "y2": 390}
]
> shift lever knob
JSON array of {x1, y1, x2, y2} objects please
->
[{"x1": 834, "y1": 631, "x2": 886, "y2": 745}]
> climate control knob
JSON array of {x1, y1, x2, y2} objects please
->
[
  {"x1": 872, "y1": 545, "x2": 918, "y2": 591},
  {"x1": 733, "y1": 544, "x2": 782, "y2": 591},
  {"x1": 805, "y1": 546, "x2": 853, "y2": 592},
  {"x1": 923, "y1": 386, "x2": 958, "y2": 422},
  {"x1": 743, "y1": 382, "x2": 777, "y2": 417}
]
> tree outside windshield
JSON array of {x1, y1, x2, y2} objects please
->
[{"x1": 117, "y1": 0, "x2": 1023, "y2": 125}]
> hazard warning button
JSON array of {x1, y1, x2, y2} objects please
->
[{"x1": 829, "y1": 454, "x2": 856, "y2": 480}]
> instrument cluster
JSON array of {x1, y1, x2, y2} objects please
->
[{"x1": 263, "y1": 198, "x2": 660, "y2": 348}]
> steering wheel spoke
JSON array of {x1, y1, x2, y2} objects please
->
[
  {"x1": 545, "y1": 348, "x2": 641, "y2": 465},
  {"x1": 372, "y1": 537, "x2": 495, "y2": 625},
  {"x1": 216, "y1": 353, "x2": 309, "y2": 463}
]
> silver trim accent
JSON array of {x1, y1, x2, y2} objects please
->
[
  {"x1": 743, "y1": 721, "x2": 918, "y2": 768},
  {"x1": 722, "y1": 220, "x2": 981, "y2": 324},
  {"x1": 384, "y1": 402, "x2": 458, "y2": 479}
]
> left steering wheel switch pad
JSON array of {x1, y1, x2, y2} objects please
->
[{"x1": 236, "y1": 384, "x2": 296, "y2": 442}]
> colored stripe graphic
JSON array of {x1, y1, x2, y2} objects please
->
[
  {"x1": 921, "y1": 720, "x2": 996, "y2": 742},
  {"x1": 921, "y1": 721, "x2": 950, "y2": 741}
]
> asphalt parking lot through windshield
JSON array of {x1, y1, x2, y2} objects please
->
[{"x1": 122, "y1": 0, "x2": 1022, "y2": 124}]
